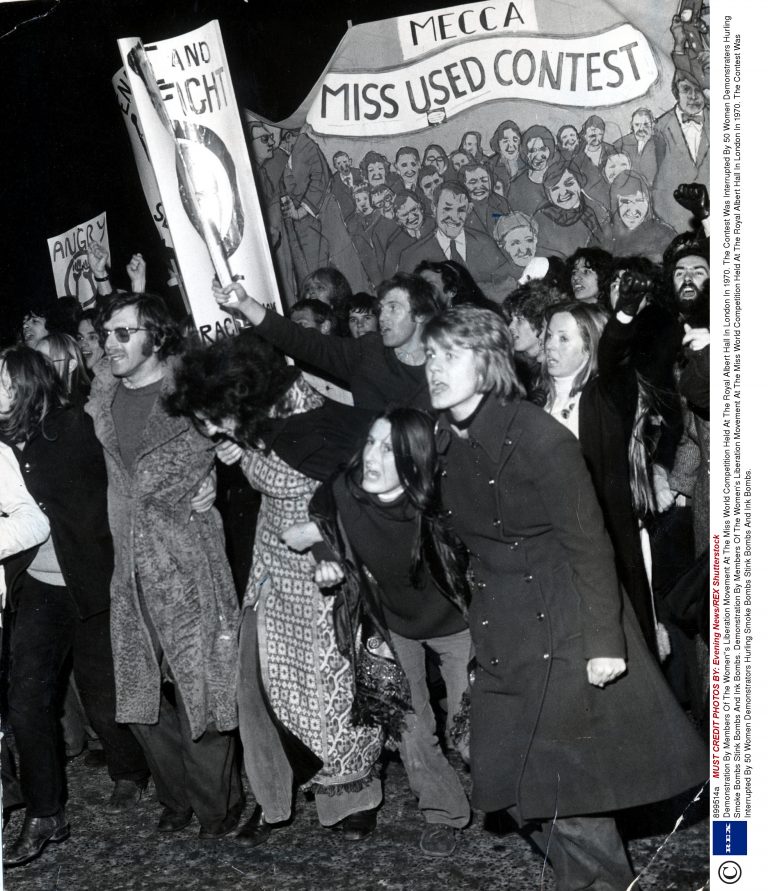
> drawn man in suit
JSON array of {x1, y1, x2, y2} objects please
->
[
  {"x1": 399, "y1": 182, "x2": 516, "y2": 299},
  {"x1": 280, "y1": 130, "x2": 331, "y2": 278},
  {"x1": 653, "y1": 71, "x2": 709, "y2": 232},
  {"x1": 613, "y1": 108, "x2": 665, "y2": 190},
  {"x1": 329, "y1": 150, "x2": 363, "y2": 221}
]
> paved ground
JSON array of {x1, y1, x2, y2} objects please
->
[{"x1": 2, "y1": 751, "x2": 709, "y2": 890}]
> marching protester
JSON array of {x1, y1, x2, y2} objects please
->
[
  {"x1": 307, "y1": 408, "x2": 473, "y2": 857},
  {"x1": 0, "y1": 347, "x2": 150, "y2": 867},
  {"x1": 166, "y1": 334, "x2": 384, "y2": 844},
  {"x1": 422, "y1": 305, "x2": 706, "y2": 890},
  {"x1": 85, "y1": 294, "x2": 243, "y2": 840}
]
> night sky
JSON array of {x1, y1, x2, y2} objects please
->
[{"x1": 0, "y1": 0, "x2": 442, "y2": 343}]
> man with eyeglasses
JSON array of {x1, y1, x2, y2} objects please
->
[{"x1": 85, "y1": 293, "x2": 243, "y2": 840}]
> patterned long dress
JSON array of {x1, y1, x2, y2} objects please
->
[{"x1": 241, "y1": 444, "x2": 382, "y2": 792}]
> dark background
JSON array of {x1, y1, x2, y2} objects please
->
[{"x1": 0, "y1": 0, "x2": 441, "y2": 342}]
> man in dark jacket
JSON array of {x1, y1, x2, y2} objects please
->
[{"x1": 213, "y1": 272, "x2": 438, "y2": 412}]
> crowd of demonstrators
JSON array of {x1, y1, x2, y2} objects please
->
[{"x1": 1, "y1": 143, "x2": 712, "y2": 890}]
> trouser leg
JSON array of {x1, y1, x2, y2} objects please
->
[
  {"x1": 72, "y1": 609, "x2": 150, "y2": 784},
  {"x1": 8, "y1": 574, "x2": 75, "y2": 817},
  {"x1": 424, "y1": 628, "x2": 472, "y2": 739},
  {"x1": 526, "y1": 814, "x2": 637, "y2": 891},
  {"x1": 237, "y1": 609, "x2": 293, "y2": 823},
  {"x1": 130, "y1": 689, "x2": 189, "y2": 815},
  {"x1": 175, "y1": 699, "x2": 242, "y2": 828},
  {"x1": 131, "y1": 686, "x2": 241, "y2": 826},
  {"x1": 389, "y1": 631, "x2": 470, "y2": 828}
]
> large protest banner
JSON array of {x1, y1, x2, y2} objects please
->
[
  {"x1": 249, "y1": 0, "x2": 709, "y2": 304},
  {"x1": 113, "y1": 67, "x2": 174, "y2": 251},
  {"x1": 46, "y1": 212, "x2": 110, "y2": 307},
  {"x1": 117, "y1": 20, "x2": 281, "y2": 342}
]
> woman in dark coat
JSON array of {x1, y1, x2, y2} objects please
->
[
  {"x1": 0, "y1": 347, "x2": 149, "y2": 868},
  {"x1": 422, "y1": 306, "x2": 706, "y2": 890}
]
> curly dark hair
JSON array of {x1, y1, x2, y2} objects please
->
[
  {"x1": 566, "y1": 247, "x2": 615, "y2": 308},
  {"x1": 502, "y1": 280, "x2": 567, "y2": 333},
  {"x1": 166, "y1": 332, "x2": 296, "y2": 447}
]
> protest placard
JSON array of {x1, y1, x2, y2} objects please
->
[
  {"x1": 46, "y1": 212, "x2": 109, "y2": 306},
  {"x1": 117, "y1": 20, "x2": 281, "y2": 342}
]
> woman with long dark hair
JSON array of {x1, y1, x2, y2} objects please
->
[
  {"x1": 422, "y1": 305, "x2": 705, "y2": 890},
  {"x1": 0, "y1": 347, "x2": 149, "y2": 868},
  {"x1": 306, "y1": 407, "x2": 472, "y2": 858}
]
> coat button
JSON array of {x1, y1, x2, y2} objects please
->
[
  {"x1": 476, "y1": 580, "x2": 487, "y2": 589},
  {"x1": 488, "y1": 479, "x2": 495, "y2": 486},
  {"x1": 492, "y1": 518, "x2": 501, "y2": 527},
  {"x1": 509, "y1": 541, "x2": 519, "y2": 550},
  {"x1": 24, "y1": 462, "x2": 30, "y2": 470},
  {"x1": 446, "y1": 509, "x2": 453, "y2": 517},
  {"x1": 537, "y1": 612, "x2": 545, "y2": 621},
  {"x1": 470, "y1": 439, "x2": 479, "y2": 448},
  {"x1": 481, "y1": 619, "x2": 489, "y2": 626},
  {"x1": 524, "y1": 573, "x2": 533, "y2": 582},
  {"x1": 490, "y1": 657, "x2": 499, "y2": 666},
  {"x1": 504, "y1": 438, "x2": 513, "y2": 445},
  {"x1": 441, "y1": 469, "x2": 448, "y2": 477},
  {"x1": 543, "y1": 653, "x2": 550, "y2": 660}
]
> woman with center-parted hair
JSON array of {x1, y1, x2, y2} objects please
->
[
  {"x1": 533, "y1": 157, "x2": 609, "y2": 259},
  {"x1": 422, "y1": 305, "x2": 706, "y2": 890},
  {"x1": 602, "y1": 170, "x2": 677, "y2": 264},
  {"x1": 0, "y1": 347, "x2": 150, "y2": 869},
  {"x1": 303, "y1": 407, "x2": 472, "y2": 858}
]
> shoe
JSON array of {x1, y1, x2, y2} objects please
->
[
  {"x1": 329, "y1": 807, "x2": 377, "y2": 841},
  {"x1": 104, "y1": 779, "x2": 147, "y2": 814},
  {"x1": 157, "y1": 806, "x2": 194, "y2": 833},
  {"x1": 419, "y1": 824, "x2": 458, "y2": 857},
  {"x1": 83, "y1": 749, "x2": 108, "y2": 769},
  {"x1": 231, "y1": 805, "x2": 273, "y2": 848},
  {"x1": 3, "y1": 811, "x2": 70, "y2": 868},
  {"x1": 199, "y1": 799, "x2": 244, "y2": 839}
]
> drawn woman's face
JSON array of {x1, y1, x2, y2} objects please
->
[
  {"x1": 617, "y1": 190, "x2": 650, "y2": 230},
  {"x1": 604, "y1": 154, "x2": 631, "y2": 183},
  {"x1": 548, "y1": 170, "x2": 581, "y2": 210}
]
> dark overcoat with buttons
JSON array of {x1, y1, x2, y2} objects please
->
[
  {"x1": 86, "y1": 366, "x2": 239, "y2": 740},
  {"x1": 436, "y1": 395, "x2": 706, "y2": 821}
]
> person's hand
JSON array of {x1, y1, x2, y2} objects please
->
[
  {"x1": 281, "y1": 522, "x2": 322, "y2": 552},
  {"x1": 126, "y1": 253, "x2": 146, "y2": 293},
  {"x1": 214, "y1": 439, "x2": 244, "y2": 465},
  {"x1": 281, "y1": 198, "x2": 303, "y2": 221},
  {"x1": 315, "y1": 561, "x2": 344, "y2": 587},
  {"x1": 616, "y1": 271, "x2": 652, "y2": 318},
  {"x1": 674, "y1": 183, "x2": 709, "y2": 220},
  {"x1": 652, "y1": 464, "x2": 676, "y2": 513},
  {"x1": 669, "y1": 15, "x2": 686, "y2": 53},
  {"x1": 190, "y1": 472, "x2": 216, "y2": 513},
  {"x1": 587, "y1": 657, "x2": 626, "y2": 688},
  {"x1": 87, "y1": 240, "x2": 109, "y2": 277},
  {"x1": 682, "y1": 324, "x2": 710, "y2": 351}
]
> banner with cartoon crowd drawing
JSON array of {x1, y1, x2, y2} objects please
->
[
  {"x1": 246, "y1": 0, "x2": 710, "y2": 307},
  {"x1": 47, "y1": 212, "x2": 111, "y2": 304},
  {"x1": 117, "y1": 20, "x2": 282, "y2": 342}
]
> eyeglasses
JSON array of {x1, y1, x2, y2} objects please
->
[
  {"x1": 100, "y1": 327, "x2": 149, "y2": 343},
  {"x1": 253, "y1": 134, "x2": 275, "y2": 145}
]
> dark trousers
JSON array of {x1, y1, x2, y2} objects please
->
[
  {"x1": 525, "y1": 814, "x2": 636, "y2": 891},
  {"x1": 8, "y1": 573, "x2": 149, "y2": 817},
  {"x1": 130, "y1": 685, "x2": 242, "y2": 829}
]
